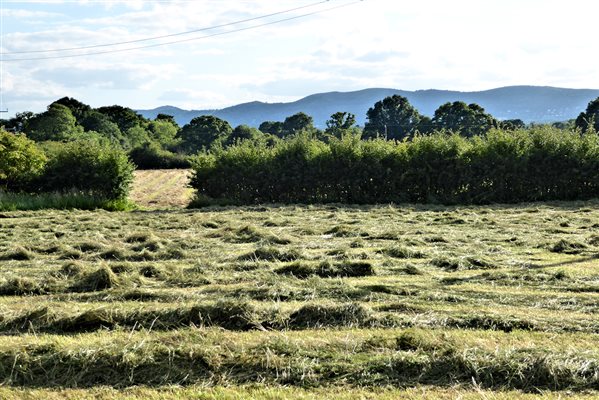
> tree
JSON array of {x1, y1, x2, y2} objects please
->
[
  {"x1": 97, "y1": 105, "x2": 146, "y2": 133},
  {"x1": 0, "y1": 128, "x2": 46, "y2": 190},
  {"x1": 124, "y1": 126, "x2": 152, "y2": 150},
  {"x1": 155, "y1": 113, "x2": 179, "y2": 128},
  {"x1": 363, "y1": 95, "x2": 422, "y2": 140},
  {"x1": 149, "y1": 119, "x2": 179, "y2": 147},
  {"x1": 178, "y1": 115, "x2": 232, "y2": 153},
  {"x1": 259, "y1": 121, "x2": 284, "y2": 136},
  {"x1": 325, "y1": 112, "x2": 358, "y2": 139},
  {"x1": 431, "y1": 102, "x2": 497, "y2": 136},
  {"x1": 226, "y1": 124, "x2": 263, "y2": 146},
  {"x1": 52, "y1": 97, "x2": 92, "y2": 122},
  {"x1": 24, "y1": 104, "x2": 83, "y2": 142},
  {"x1": 575, "y1": 97, "x2": 599, "y2": 133},
  {"x1": 282, "y1": 112, "x2": 314, "y2": 137},
  {"x1": 499, "y1": 119, "x2": 526, "y2": 131},
  {"x1": 326, "y1": 112, "x2": 356, "y2": 131},
  {"x1": 417, "y1": 116, "x2": 434, "y2": 134},
  {"x1": 1, "y1": 111, "x2": 35, "y2": 133},
  {"x1": 80, "y1": 111, "x2": 123, "y2": 143}
]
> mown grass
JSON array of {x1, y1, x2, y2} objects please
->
[{"x1": 0, "y1": 201, "x2": 598, "y2": 398}]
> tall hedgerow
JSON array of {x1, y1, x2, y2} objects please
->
[
  {"x1": 0, "y1": 128, "x2": 46, "y2": 191},
  {"x1": 34, "y1": 139, "x2": 135, "y2": 200},
  {"x1": 190, "y1": 128, "x2": 599, "y2": 205}
]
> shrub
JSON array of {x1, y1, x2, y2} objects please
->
[
  {"x1": 190, "y1": 128, "x2": 599, "y2": 205},
  {"x1": 0, "y1": 128, "x2": 46, "y2": 191},
  {"x1": 129, "y1": 141, "x2": 191, "y2": 169},
  {"x1": 34, "y1": 139, "x2": 134, "y2": 200}
]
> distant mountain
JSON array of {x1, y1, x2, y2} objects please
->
[{"x1": 137, "y1": 86, "x2": 599, "y2": 128}]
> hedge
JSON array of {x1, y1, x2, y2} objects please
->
[
  {"x1": 190, "y1": 127, "x2": 599, "y2": 205},
  {"x1": 32, "y1": 139, "x2": 135, "y2": 200}
]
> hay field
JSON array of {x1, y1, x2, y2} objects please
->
[{"x1": 0, "y1": 194, "x2": 598, "y2": 398}]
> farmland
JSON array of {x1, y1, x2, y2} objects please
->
[
  {"x1": 129, "y1": 169, "x2": 193, "y2": 209},
  {"x1": 0, "y1": 188, "x2": 598, "y2": 398}
]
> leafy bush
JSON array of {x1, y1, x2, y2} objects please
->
[
  {"x1": 190, "y1": 127, "x2": 599, "y2": 205},
  {"x1": 34, "y1": 139, "x2": 135, "y2": 200},
  {"x1": 129, "y1": 142, "x2": 191, "y2": 169},
  {"x1": 0, "y1": 128, "x2": 46, "y2": 190}
]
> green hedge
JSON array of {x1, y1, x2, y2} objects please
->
[
  {"x1": 190, "y1": 127, "x2": 599, "y2": 205},
  {"x1": 33, "y1": 140, "x2": 135, "y2": 200},
  {"x1": 129, "y1": 142, "x2": 191, "y2": 170}
]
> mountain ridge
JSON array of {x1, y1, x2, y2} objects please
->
[{"x1": 137, "y1": 86, "x2": 599, "y2": 128}]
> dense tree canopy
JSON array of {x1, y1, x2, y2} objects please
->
[
  {"x1": 431, "y1": 102, "x2": 497, "y2": 136},
  {"x1": 225, "y1": 124, "x2": 264, "y2": 146},
  {"x1": 282, "y1": 112, "x2": 314, "y2": 137},
  {"x1": 259, "y1": 121, "x2": 284, "y2": 136},
  {"x1": 52, "y1": 97, "x2": 92, "y2": 122},
  {"x1": 97, "y1": 105, "x2": 145, "y2": 134},
  {"x1": 363, "y1": 95, "x2": 422, "y2": 140},
  {"x1": 80, "y1": 111, "x2": 123, "y2": 143},
  {"x1": 499, "y1": 119, "x2": 526, "y2": 131},
  {"x1": 179, "y1": 115, "x2": 233, "y2": 153},
  {"x1": 575, "y1": 97, "x2": 599, "y2": 133},
  {"x1": 0, "y1": 128, "x2": 46, "y2": 190},
  {"x1": 148, "y1": 119, "x2": 179, "y2": 147},
  {"x1": 24, "y1": 104, "x2": 84, "y2": 142},
  {"x1": 155, "y1": 113, "x2": 179, "y2": 127}
]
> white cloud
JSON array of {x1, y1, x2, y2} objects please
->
[{"x1": 2, "y1": 0, "x2": 599, "y2": 117}]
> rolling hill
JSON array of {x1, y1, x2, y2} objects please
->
[{"x1": 137, "y1": 86, "x2": 599, "y2": 128}]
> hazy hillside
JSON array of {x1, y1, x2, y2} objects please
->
[{"x1": 137, "y1": 86, "x2": 599, "y2": 128}]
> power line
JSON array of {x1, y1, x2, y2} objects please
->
[
  {"x1": 2, "y1": 0, "x2": 331, "y2": 55},
  {"x1": 1, "y1": 0, "x2": 363, "y2": 62}
]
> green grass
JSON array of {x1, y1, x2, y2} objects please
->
[
  {"x1": 0, "y1": 200, "x2": 598, "y2": 397},
  {"x1": 0, "y1": 191, "x2": 135, "y2": 211}
]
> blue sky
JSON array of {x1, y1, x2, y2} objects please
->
[{"x1": 1, "y1": 0, "x2": 599, "y2": 117}]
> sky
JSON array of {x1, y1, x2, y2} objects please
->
[{"x1": 1, "y1": 0, "x2": 599, "y2": 117}]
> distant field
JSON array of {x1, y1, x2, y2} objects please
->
[
  {"x1": 0, "y1": 200, "x2": 598, "y2": 398},
  {"x1": 129, "y1": 169, "x2": 193, "y2": 209}
]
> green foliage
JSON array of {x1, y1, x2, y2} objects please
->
[
  {"x1": 129, "y1": 142, "x2": 191, "y2": 169},
  {"x1": 259, "y1": 121, "x2": 284, "y2": 136},
  {"x1": 179, "y1": 115, "x2": 233, "y2": 153},
  {"x1": 190, "y1": 127, "x2": 599, "y2": 205},
  {"x1": 148, "y1": 119, "x2": 179, "y2": 147},
  {"x1": 96, "y1": 105, "x2": 146, "y2": 133},
  {"x1": 282, "y1": 112, "x2": 314, "y2": 137},
  {"x1": 0, "y1": 111, "x2": 34, "y2": 133},
  {"x1": 123, "y1": 125, "x2": 151, "y2": 150},
  {"x1": 34, "y1": 140, "x2": 135, "y2": 200},
  {"x1": 225, "y1": 124, "x2": 265, "y2": 146},
  {"x1": 51, "y1": 97, "x2": 93, "y2": 122},
  {"x1": 24, "y1": 104, "x2": 84, "y2": 142},
  {"x1": 0, "y1": 128, "x2": 46, "y2": 190},
  {"x1": 363, "y1": 95, "x2": 422, "y2": 140},
  {"x1": 575, "y1": 96, "x2": 599, "y2": 133},
  {"x1": 154, "y1": 113, "x2": 179, "y2": 127},
  {"x1": 431, "y1": 101, "x2": 498, "y2": 136},
  {"x1": 325, "y1": 112, "x2": 359, "y2": 139},
  {"x1": 80, "y1": 110, "x2": 123, "y2": 143},
  {"x1": 499, "y1": 119, "x2": 526, "y2": 130}
]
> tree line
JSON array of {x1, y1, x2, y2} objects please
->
[
  {"x1": 2, "y1": 94, "x2": 598, "y2": 163},
  {"x1": 1, "y1": 94, "x2": 599, "y2": 207}
]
